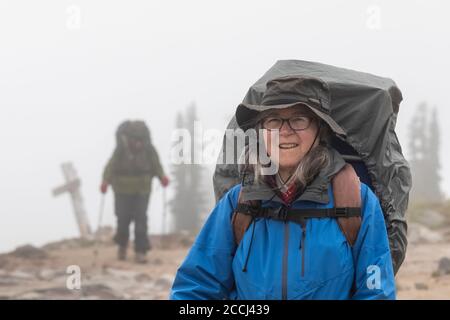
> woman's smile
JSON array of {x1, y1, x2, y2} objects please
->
[{"x1": 279, "y1": 143, "x2": 299, "y2": 149}]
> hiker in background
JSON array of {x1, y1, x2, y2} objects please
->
[
  {"x1": 101, "y1": 120, "x2": 169, "y2": 264},
  {"x1": 170, "y1": 76, "x2": 396, "y2": 299}
]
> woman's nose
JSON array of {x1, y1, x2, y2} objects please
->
[{"x1": 280, "y1": 120, "x2": 294, "y2": 135}]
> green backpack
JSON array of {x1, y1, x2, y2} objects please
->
[{"x1": 113, "y1": 120, "x2": 154, "y2": 175}]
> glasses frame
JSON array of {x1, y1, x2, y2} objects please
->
[{"x1": 260, "y1": 115, "x2": 314, "y2": 131}]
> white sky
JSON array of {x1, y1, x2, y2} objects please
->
[{"x1": 1, "y1": 0, "x2": 449, "y2": 252}]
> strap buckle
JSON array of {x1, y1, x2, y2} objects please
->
[
  {"x1": 258, "y1": 207, "x2": 270, "y2": 218},
  {"x1": 275, "y1": 206, "x2": 288, "y2": 221},
  {"x1": 334, "y1": 207, "x2": 348, "y2": 217},
  {"x1": 247, "y1": 205, "x2": 260, "y2": 215}
]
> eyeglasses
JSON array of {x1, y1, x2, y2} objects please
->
[{"x1": 261, "y1": 115, "x2": 313, "y2": 131}]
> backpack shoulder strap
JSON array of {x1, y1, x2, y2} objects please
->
[
  {"x1": 232, "y1": 163, "x2": 362, "y2": 247},
  {"x1": 232, "y1": 188, "x2": 259, "y2": 246},
  {"x1": 332, "y1": 163, "x2": 362, "y2": 247}
]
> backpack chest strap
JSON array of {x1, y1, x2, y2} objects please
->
[{"x1": 235, "y1": 203, "x2": 361, "y2": 224}]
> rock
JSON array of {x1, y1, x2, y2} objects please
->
[
  {"x1": 438, "y1": 257, "x2": 450, "y2": 272},
  {"x1": 8, "y1": 270, "x2": 36, "y2": 280},
  {"x1": 415, "y1": 283, "x2": 429, "y2": 290},
  {"x1": 15, "y1": 287, "x2": 81, "y2": 300},
  {"x1": 125, "y1": 285, "x2": 157, "y2": 299},
  {"x1": 37, "y1": 269, "x2": 66, "y2": 281},
  {"x1": 180, "y1": 236, "x2": 194, "y2": 248},
  {"x1": 408, "y1": 223, "x2": 443, "y2": 244},
  {"x1": 151, "y1": 258, "x2": 163, "y2": 265},
  {"x1": 0, "y1": 277, "x2": 19, "y2": 286},
  {"x1": 14, "y1": 283, "x2": 122, "y2": 300},
  {"x1": 81, "y1": 284, "x2": 123, "y2": 299},
  {"x1": 154, "y1": 274, "x2": 174, "y2": 290},
  {"x1": 42, "y1": 238, "x2": 95, "y2": 251},
  {"x1": 0, "y1": 255, "x2": 9, "y2": 268},
  {"x1": 135, "y1": 273, "x2": 152, "y2": 282},
  {"x1": 0, "y1": 269, "x2": 36, "y2": 287},
  {"x1": 121, "y1": 293, "x2": 133, "y2": 300},
  {"x1": 15, "y1": 292, "x2": 45, "y2": 300},
  {"x1": 103, "y1": 267, "x2": 139, "y2": 280},
  {"x1": 36, "y1": 287, "x2": 79, "y2": 297},
  {"x1": 433, "y1": 257, "x2": 450, "y2": 277},
  {"x1": 11, "y1": 245, "x2": 48, "y2": 259},
  {"x1": 152, "y1": 293, "x2": 169, "y2": 300}
]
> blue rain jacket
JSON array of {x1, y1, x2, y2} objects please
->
[{"x1": 170, "y1": 182, "x2": 396, "y2": 300}]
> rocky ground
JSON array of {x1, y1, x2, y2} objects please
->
[
  {"x1": 395, "y1": 223, "x2": 450, "y2": 299},
  {"x1": 1, "y1": 225, "x2": 450, "y2": 300},
  {"x1": 0, "y1": 228, "x2": 193, "y2": 300}
]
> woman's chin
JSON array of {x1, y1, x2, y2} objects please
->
[
  {"x1": 278, "y1": 163, "x2": 300, "y2": 175},
  {"x1": 278, "y1": 157, "x2": 302, "y2": 170}
]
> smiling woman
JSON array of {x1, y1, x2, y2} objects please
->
[
  {"x1": 170, "y1": 74, "x2": 397, "y2": 300},
  {"x1": 256, "y1": 105, "x2": 330, "y2": 186}
]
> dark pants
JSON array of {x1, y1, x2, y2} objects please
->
[{"x1": 113, "y1": 193, "x2": 151, "y2": 253}]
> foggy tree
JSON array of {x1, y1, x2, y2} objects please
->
[
  {"x1": 424, "y1": 107, "x2": 443, "y2": 201},
  {"x1": 408, "y1": 102, "x2": 427, "y2": 166},
  {"x1": 408, "y1": 103, "x2": 443, "y2": 203},
  {"x1": 170, "y1": 103, "x2": 208, "y2": 234},
  {"x1": 169, "y1": 111, "x2": 189, "y2": 232}
]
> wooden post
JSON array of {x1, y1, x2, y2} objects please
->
[{"x1": 52, "y1": 162, "x2": 92, "y2": 239}]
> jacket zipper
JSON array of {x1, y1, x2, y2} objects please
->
[
  {"x1": 282, "y1": 221, "x2": 289, "y2": 300},
  {"x1": 299, "y1": 220, "x2": 306, "y2": 277}
]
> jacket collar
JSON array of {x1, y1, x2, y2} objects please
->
[{"x1": 239, "y1": 147, "x2": 346, "y2": 205}]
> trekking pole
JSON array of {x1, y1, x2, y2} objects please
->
[
  {"x1": 162, "y1": 186, "x2": 167, "y2": 235},
  {"x1": 92, "y1": 193, "x2": 106, "y2": 267}
]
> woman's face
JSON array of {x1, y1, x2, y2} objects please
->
[{"x1": 262, "y1": 105, "x2": 320, "y2": 178}]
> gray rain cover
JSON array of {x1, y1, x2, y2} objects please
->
[{"x1": 213, "y1": 60, "x2": 412, "y2": 274}]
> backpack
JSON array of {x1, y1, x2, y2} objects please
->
[
  {"x1": 112, "y1": 120, "x2": 154, "y2": 175},
  {"x1": 214, "y1": 60, "x2": 412, "y2": 274},
  {"x1": 116, "y1": 120, "x2": 151, "y2": 149}
]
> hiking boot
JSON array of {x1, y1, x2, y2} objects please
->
[
  {"x1": 135, "y1": 252, "x2": 147, "y2": 264},
  {"x1": 117, "y1": 246, "x2": 127, "y2": 261}
]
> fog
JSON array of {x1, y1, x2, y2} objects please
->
[{"x1": 1, "y1": 0, "x2": 449, "y2": 252}]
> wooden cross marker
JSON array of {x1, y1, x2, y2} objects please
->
[{"x1": 52, "y1": 162, "x2": 92, "y2": 239}]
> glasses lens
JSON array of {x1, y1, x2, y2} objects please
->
[
  {"x1": 289, "y1": 116, "x2": 311, "y2": 130},
  {"x1": 262, "y1": 117, "x2": 283, "y2": 130}
]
